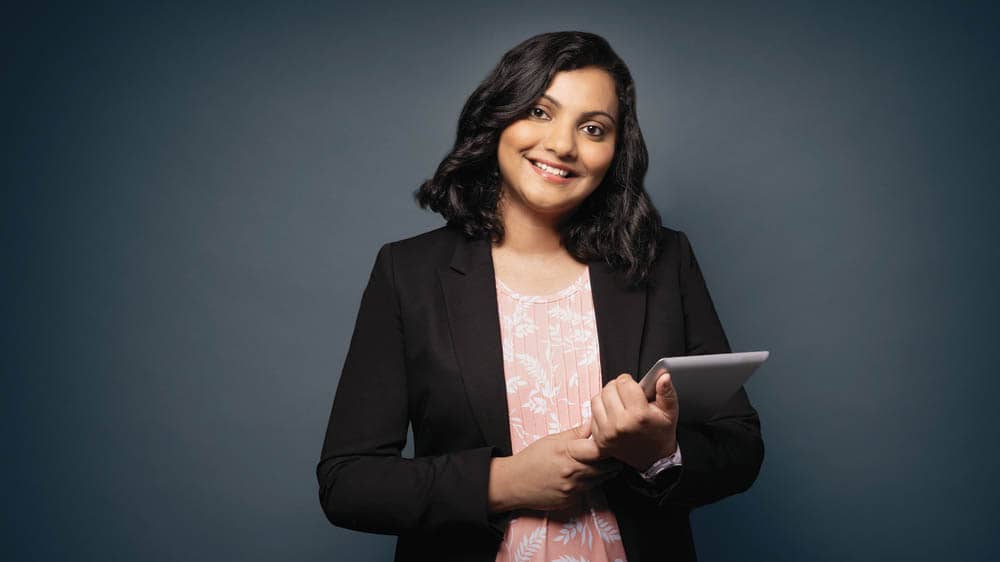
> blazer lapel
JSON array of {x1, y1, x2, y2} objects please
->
[
  {"x1": 439, "y1": 234, "x2": 512, "y2": 455},
  {"x1": 438, "y1": 230, "x2": 647, "y2": 458}
]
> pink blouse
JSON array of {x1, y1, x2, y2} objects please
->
[{"x1": 493, "y1": 266, "x2": 628, "y2": 562}]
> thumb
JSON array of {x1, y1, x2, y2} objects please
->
[
  {"x1": 554, "y1": 421, "x2": 591, "y2": 440},
  {"x1": 654, "y1": 372, "x2": 678, "y2": 414},
  {"x1": 566, "y1": 435, "x2": 602, "y2": 464}
]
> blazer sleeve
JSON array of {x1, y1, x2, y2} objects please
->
[
  {"x1": 619, "y1": 230, "x2": 765, "y2": 509},
  {"x1": 316, "y1": 243, "x2": 503, "y2": 538}
]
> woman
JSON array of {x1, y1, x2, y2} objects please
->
[{"x1": 317, "y1": 31, "x2": 764, "y2": 562}]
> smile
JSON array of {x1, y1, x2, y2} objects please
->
[{"x1": 526, "y1": 158, "x2": 577, "y2": 185}]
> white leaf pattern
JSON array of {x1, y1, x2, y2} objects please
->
[
  {"x1": 591, "y1": 509, "x2": 622, "y2": 543},
  {"x1": 522, "y1": 391, "x2": 548, "y2": 415},
  {"x1": 506, "y1": 375, "x2": 528, "y2": 394},
  {"x1": 577, "y1": 346, "x2": 597, "y2": 367},
  {"x1": 513, "y1": 525, "x2": 546, "y2": 562},
  {"x1": 548, "y1": 305, "x2": 572, "y2": 323},
  {"x1": 515, "y1": 321, "x2": 538, "y2": 338},
  {"x1": 552, "y1": 516, "x2": 592, "y2": 549},
  {"x1": 517, "y1": 354, "x2": 548, "y2": 389},
  {"x1": 509, "y1": 417, "x2": 530, "y2": 448},
  {"x1": 547, "y1": 412, "x2": 561, "y2": 435},
  {"x1": 553, "y1": 517, "x2": 581, "y2": 545}
]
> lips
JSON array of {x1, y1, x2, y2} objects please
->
[
  {"x1": 527, "y1": 157, "x2": 578, "y2": 177},
  {"x1": 525, "y1": 157, "x2": 576, "y2": 185}
]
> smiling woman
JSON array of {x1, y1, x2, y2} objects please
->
[{"x1": 317, "y1": 31, "x2": 764, "y2": 562}]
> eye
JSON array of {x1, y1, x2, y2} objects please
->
[
  {"x1": 528, "y1": 106, "x2": 550, "y2": 120},
  {"x1": 583, "y1": 124, "x2": 606, "y2": 137}
]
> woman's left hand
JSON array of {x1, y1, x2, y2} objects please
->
[{"x1": 590, "y1": 372, "x2": 678, "y2": 472}]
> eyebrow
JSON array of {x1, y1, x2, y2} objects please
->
[{"x1": 541, "y1": 94, "x2": 617, "y2": 125}]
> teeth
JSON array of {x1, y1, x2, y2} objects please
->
[{"x1": 531, "y1": 160, "x2": 570, "y2": 177}]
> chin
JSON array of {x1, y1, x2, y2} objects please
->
[{"x1": 525, "y1": 195, "x2": 581, "y2": 217}]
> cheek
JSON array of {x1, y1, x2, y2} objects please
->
[
  {"x1": 583, "y1": 144, "x2": 616, "y2": 176},
  {"x1": 500, "y1": 122, "x2": 538, "y2": 150}
]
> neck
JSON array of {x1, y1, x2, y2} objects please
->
[{"x1": 493, "y1": 196, "x2": 565, "y2": 256}]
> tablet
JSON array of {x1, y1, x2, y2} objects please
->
[{"x1": 638, "y1": 351, "x2": 769, "y2": 423}]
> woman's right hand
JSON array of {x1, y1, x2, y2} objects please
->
[{"x1": 488, "y1": 422, "x2": 622, "y2": 513}]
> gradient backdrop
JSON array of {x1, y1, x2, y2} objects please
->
[{"x1": 4, "y1": 1, "x2": 998, "y2": 561}]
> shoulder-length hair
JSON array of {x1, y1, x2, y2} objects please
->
[{"x1": 414, "y1": 31, "x2": 664, "y2": 288}]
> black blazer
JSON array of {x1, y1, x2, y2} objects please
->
[{"x1": 317, "y1": 223, "x2": 764, "y2": 562}]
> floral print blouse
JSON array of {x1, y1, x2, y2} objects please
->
[{"x1": 493, "y1": 266, "x2": 628, "y2": 562}]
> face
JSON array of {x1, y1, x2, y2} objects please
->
[{"x1": 496, "y1": 66, "x2": 619, "y2": 223}]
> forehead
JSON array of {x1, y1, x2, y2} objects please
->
[{"x1": 542, "y1": 67, "x2": 618, "y2": 119}]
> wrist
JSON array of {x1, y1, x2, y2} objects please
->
[
  {"x1": 639, "y1": 443, "x2": 682, "y2": 482},
  {"x1": 487, "y1": 456, "x2": 522, "y2": 513},
  {"x1": 638, "y1": 440, "x2": 678, "y2": 473}
]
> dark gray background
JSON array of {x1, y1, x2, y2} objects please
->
[{"x1": 4, "y1": 1, "x2": 998, "y2": 561}]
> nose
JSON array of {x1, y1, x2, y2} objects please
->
[{"x1": 542, "y1": 120, "x2": 577, "y2": 159}]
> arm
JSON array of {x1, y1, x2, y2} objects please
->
[
  {"x1": 620, "y1": 230, "x2": 765, "y2": 509},
  {"x1": 316, "y1": 243, "x2": 506, "y2": 538}
]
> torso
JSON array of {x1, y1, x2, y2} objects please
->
[{"x1": 490, "y1": 244, "x2": 589, "y2": 296}]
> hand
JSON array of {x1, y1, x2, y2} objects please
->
[
  {"x1": 495, "y1": 422, "x2": 622, "y2": 512},
  {"x1": 590, "y1": 372, "x2": 679, "y2": 472}
]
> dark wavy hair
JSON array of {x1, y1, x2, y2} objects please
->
[{"x1": 413, "y1": 31, "x2": 664, "y2": 287}]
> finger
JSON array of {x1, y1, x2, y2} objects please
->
[
  {"x1": 573, "y1": 456, "x2": 621, "y2": 472},
  {"x1": 590, "y1": 393, "x2": 609, "y2": 442},
  {"x1": 601, "y1": 378, "x2": 628, "y2": 426},
  {"x1": 654, "y1": 372, "x2": 678, "y2": 414},
  {"x1": 565, "y1": 436, "x2": 603, "y2": 464},
  {"x1": 616, "y1": 374, "x2": 649, "y2": 411},
  {"x1": 576, "y1": 461, "x2": 620, "y2": 480},
  {"x1": 552, "y1": 421, "x2": 590, "y2": 440}
]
